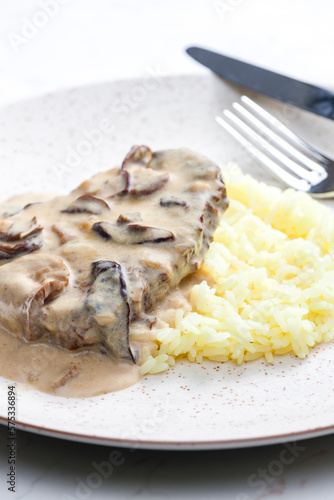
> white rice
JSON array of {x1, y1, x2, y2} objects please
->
[{"x1": 139, "y1": 168, "x2": 334, "y2": 376}]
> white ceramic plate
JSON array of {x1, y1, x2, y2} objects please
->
[{"x1": 0, "y1": 74, "x2": 334, "y2": 450}]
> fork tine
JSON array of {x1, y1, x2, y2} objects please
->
[
  {"x1": 215, "y1": 115, "x2": 310, "y2": 191},
  {"x1": 241, "y1": 96, "x2": 331, "y2": 166},
  {"x1": 222, "y1": 109, "x2": 320, "y2": 184},
  {"x1": 232, "y1": 101, "x2": 327, "y2": 178}
]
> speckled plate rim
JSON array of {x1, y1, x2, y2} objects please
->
[{"x1": 1, "y1": 417, "x2": 334, "y2": 449}]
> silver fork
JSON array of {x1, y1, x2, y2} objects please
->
[{"x1": 216, "y1": 96, "x2": 334, "y2": 198}]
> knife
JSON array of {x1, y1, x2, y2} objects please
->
[{"x1": 186, "y1": 46, "x2": 334, "y2": 121}]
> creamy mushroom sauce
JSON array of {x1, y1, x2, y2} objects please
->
[{"x1": 0, "y1": 147, "x2": 228, "y2": 397}]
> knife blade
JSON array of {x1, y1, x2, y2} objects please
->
[{"x1": 186, "y1": 46, "x2": 334, "y2": 121}]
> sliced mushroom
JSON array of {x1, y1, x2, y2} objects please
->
[
  {"x1": 0, "y1": 254, "x2": 70, "y2": 342},
  {"x1": 62, "y1": 195, "x2": 110, "y2": 215},
  {"x1": 118, "y1": 146, "x2": 169, "y2": 197},
  {"x1": 121, "y1": 145, "x2": 153, "y2": 170},
  {"x1": 0, "y1": 216, "x2": 43, "y2": 242},
  {"x1": 127, "y1": 224, "x2": 175, "y2": 244},
  {"x1": 127, "y1": 170, "x2": 169, "y2": 197},
  {"x1": 93, "y1": 221, "x2": 175, "y2": 245},
  {"x1": 117, "y1": 168, "x2": 169, "y2": 198},
  {"x1": 0, "y1": 240, "x2": 42, "y2": 259},
  {"x1": 92, "y1": 222, "x2": 113, "y2": 241},
  {"x1": 86, "y1": 261, "x2": 133, "y2": 361},
  {"x1": 1, "y1": 202, "x2": 41, "y2": 219},
  {"x1": 115, "y1": 169, "x2": 131, "y2": 197},
  {"x1": 28, "y1": 277, "x2": 70, "y2": 341},
  {"x1": 160, "y1": 197, "x2": 188, "y2": 208},
  {"x1": 24, "y1": 202, "x2": 41, "y2": 211}
]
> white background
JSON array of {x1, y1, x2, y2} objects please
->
[
  {"x1": 0, "y1": 1, "x2": 334, "y2": 499},
  {"x1": 0, "y1": 0, "x2": 334, "y2": 105}
]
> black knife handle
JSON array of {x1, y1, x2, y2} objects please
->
[{"x1": 186, "y1": 46, "x2": 334, "y2": 121}]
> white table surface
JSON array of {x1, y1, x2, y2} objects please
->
[{"x1": 0, "y1": 0, "x2": 334, "y2": 498}]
